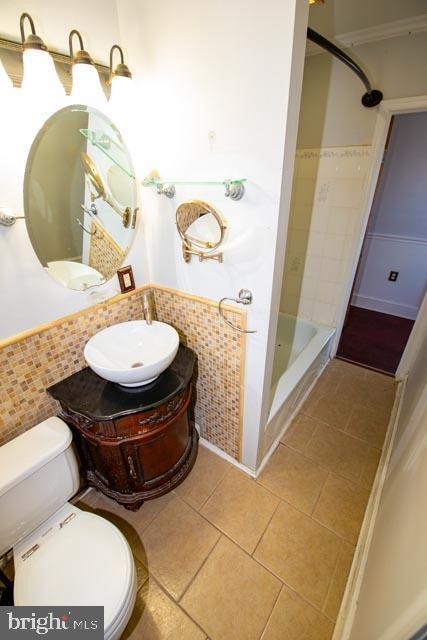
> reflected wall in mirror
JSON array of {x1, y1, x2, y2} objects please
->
[
  {"x1": 176, "y1": 200, "x2": 227, "y2": 263},
  {"x1": 24, "y1": 105, "x2": 138, "y2": 290}
]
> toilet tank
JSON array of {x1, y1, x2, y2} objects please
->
[{"x1": 0, "y1": 417, "x2": 80, "y2": 556}]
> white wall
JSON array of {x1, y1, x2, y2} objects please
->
[
  {"x1": 369, "y1": 112, "x2": 427, "y2": 238},
  {"x1": 348, "y1": 326, "x2": 427, "y2": 639},
  {"x1": 115, "y1": 0, "x2": 309, "y2": 469},
  {"x1": 352, "y1": 236, "x2": 427, "y2": 319},
  {"x1": 0, "y1": 0, "x2": 150, "y2": 339},
  {"x1": 353, "y1": 112, "x2": 427, "y2": 319}
]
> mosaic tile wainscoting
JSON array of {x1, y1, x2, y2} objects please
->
[
  {"x1": 0, "y1": 290, "x2": 144, "y2": 445},
  {"x1": 89, "y1": 220, "x2": 127, "y2": 280},
  {"x1": 154, "y1": 288, "x2": 245, "y2": 459},
  {"x1": 0, "y1": 286, "x2": 245, "y2": 460}
]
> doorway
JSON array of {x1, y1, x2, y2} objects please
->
[{"x1": 337, "y1": 111, "x2": 427, "y2": 375}]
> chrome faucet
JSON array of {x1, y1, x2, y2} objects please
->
[{"x1": 142, "y1": 291, "x2": 155, "y2": 325}]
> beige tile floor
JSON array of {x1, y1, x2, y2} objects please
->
[{"x1": 78, "y1": 358, "x2": 395, "y2": 640}]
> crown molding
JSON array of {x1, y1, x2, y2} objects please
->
[
  {"x1": 336, "y1": 13, "x2": 427, "y2": 48},
  {"x1": 306, "y1": 13, "x2": 427, "y2": 57}
]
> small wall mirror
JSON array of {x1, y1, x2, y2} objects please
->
[
  {"x1": 24, "y1": 105, "x2": 137, "y2": 290},
  {"x1": 176, "y1": 200, "x2": 227, "y2": 263}
]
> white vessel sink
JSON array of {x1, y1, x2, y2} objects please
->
[{"x1": 84, "y1": 320, "x2": 179, "y2": 387}]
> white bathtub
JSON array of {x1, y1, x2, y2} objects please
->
[{"x1": 262, "y1": 313, "x2": 335, "y2": 459}]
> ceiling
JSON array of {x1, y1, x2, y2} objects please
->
[{"x1": 309, "y1": 0, "x2": 427, "y2": 38}]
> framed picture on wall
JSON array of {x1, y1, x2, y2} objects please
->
[{"x1": 117, "y1": 265, "x2": 135, "y2": 293}]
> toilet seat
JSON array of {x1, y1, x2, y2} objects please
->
[{"x1": 14, "y1": 504, "x2": 136, "y2": 639}]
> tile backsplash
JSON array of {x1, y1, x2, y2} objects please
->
[
  {"x1": 154, "y1": 288, "x2": 245, "y2": 459},
  {"x1": 0, "y1": 286, "x2": 245, "y2": 460},
  {"x1": 281, "y1": 146, "x2": 372, "y2": 327},
  {"x1": 89, "y1": 220, "x2": 126, "y2": 280}
]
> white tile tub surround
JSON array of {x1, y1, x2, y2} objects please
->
[{"x1": 281, "y1": 147, "x2": 372, "y2": 327}]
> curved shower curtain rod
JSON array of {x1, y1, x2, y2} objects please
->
[{"x1": 307, "y1": 27, "x2": 383, "y2": 108}]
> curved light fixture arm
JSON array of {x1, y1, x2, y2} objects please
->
[
  {"x1": 19, "y1": 12, "x2": 47, "y2": 51},
  {"x1": 109, "y1": 43, "x2": 132, "y2": 80},
  {"x1": 20, "y1": 13, "x2": 36, "y2": 43},
  {"x1": 68, "y1": 29, "x2": 84, "y2": 59},
  {"x1": 110, "y1": 44, "x2": 124, "y2": 70}
]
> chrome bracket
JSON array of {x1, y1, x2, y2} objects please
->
[
  {"x1": 0, "y1": 208, "x2": 20, "y2": 226},
  {"x1": 156, "y1": 183, "x2": 176, "y2": 199},
  {"x1": 81, "y1": 203, "x2": 98, "y2": 217},
  {"x1": 224, "y1": 180, "x2": 245, "y2": 201}
]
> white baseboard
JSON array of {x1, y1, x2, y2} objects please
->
[
  {"x1": 195, "y1": 424, "x2": 256, "y2": 478},
  {"x1": 352, "y1": 294, "x2": 418, "y2": 320},
  {"x1": 333, "y1": 377, "x2": 406, "y2": 640}
]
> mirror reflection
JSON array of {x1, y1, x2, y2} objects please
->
[
  {"x1": 176, "y1": 200, "x2": 227, "y2": 263},
  {"x1": 24, "y1": 105, "x2": 137, "y2": 290}
]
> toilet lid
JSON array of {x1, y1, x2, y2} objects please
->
[{"x1": 14, "y1": 509, "x2": 134, "y2": 632}]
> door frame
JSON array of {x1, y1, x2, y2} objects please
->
[{"x1": 331, "y1": 95, "x2": 427, "y2": 360}]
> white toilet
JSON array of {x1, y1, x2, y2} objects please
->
[{"x1": 0, "y1": 417, "x2": 137, "y2": 640}]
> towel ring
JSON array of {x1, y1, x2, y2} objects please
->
[
  {"x1": 76, "y1": 218, "x2": 97, "y2": 236},
  {"x1": 218, "y1": 289, "x2": 257, "y2": 334}
]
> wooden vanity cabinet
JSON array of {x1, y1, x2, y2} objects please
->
[{"x1": 48, "y1": 346, "x2": 198, "y2": 511}]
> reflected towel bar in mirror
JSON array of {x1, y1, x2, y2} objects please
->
[{"x1": 76, "y1": 218, "x2": 97, "y2": 236}]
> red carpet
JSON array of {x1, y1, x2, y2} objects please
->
[{"x1": 337, "y1": 306, "x2": 415, "y2": 375}]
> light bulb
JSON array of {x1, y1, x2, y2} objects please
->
[
  {"x1": 110, "y1": 74, "x2": 134, "y2": 105},
  {"x1": 21, "y1": 48, "x2": 64, "y2": 100},
  {"x1": 70, "y1": 63, "x2": 107, "y2": 109}
]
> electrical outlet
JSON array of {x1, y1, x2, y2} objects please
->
[{"x1": 388, "y1": 271, "x2": 399, "y2": 282}]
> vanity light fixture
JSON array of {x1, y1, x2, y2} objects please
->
[
  {"x1": 0, "y1": 58, "x2": 12, "y2": 91},
  {"x1": 69, "y1": 29, "x2": 106, "y2": 107},
  {"x1": 20, "y1": 13, "x2": 64, "y2": 98},
  {"x1": 109, "y1": 44, "x2": 133, "y2": 105},
  {"x1": 109, "y1": 45, "x2": 132, "y2": 82}
]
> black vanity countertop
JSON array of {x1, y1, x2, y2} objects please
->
[{"x1": 47, "y1": 345, "x2": 196, "y2": 421}]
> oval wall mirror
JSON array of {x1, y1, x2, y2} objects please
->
[
  {"x1": 176, "y1": 200, "x2": 227, "y2": 263},
  {"x1": 24, "y1": 105, "x2": 137, "y2": 290}
]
